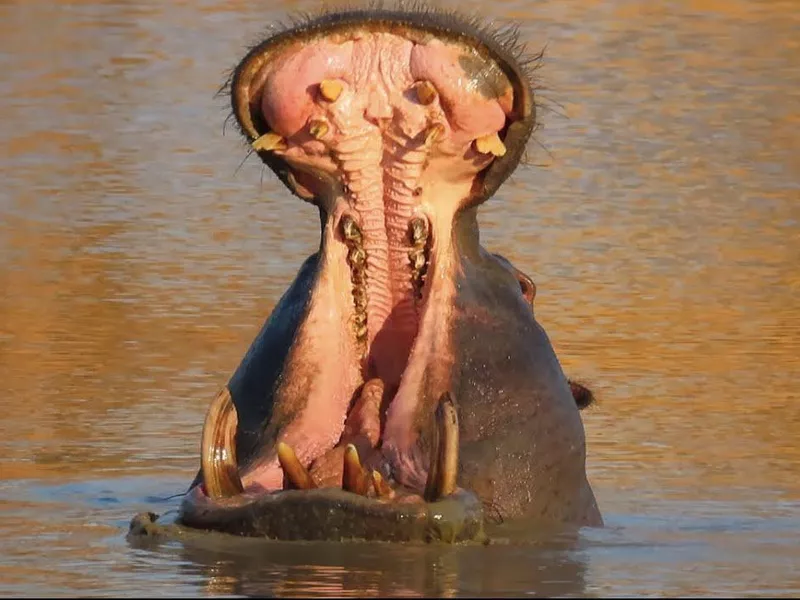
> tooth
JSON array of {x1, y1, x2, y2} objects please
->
[
  {"x1": 371, "y1": 470, "x2": 395, "y2": 500},
  {"x1": 423, "y1": 392, "x2": 459, "y2": 502},
  {"x1": 352, "y1": 287, "x2": 368, "y2": 309},
  {"x1": 351, "y1": 270, "x2": 366, "y2": 287},
  {"x1": 319, "y1": 79, "x2": 343, "y2": 102},
  {"x1": 474, "y1": 132, "x2": 507, "y2": 157},
  {"x1": 341, "y1": 215, "x2": 362, "y2": 244},
  {"x1": 408, "y1": 248, "x2": 427, "y2": 271},
  {"x1": 353, "y1": 315, "x2": 368, "y2": 336},
  {"x1": 252, "y1": 132, "x2": 287, "y2": 152},
  {"x1": 409, "y1": 217, "x2": 428, "y2": 246},
  {"x1": 309, "y1": 119, "x2": 329, "y2": 139},
  {"x1": 201, "y1": 387, "x2": 244, "y2": 499},
  {"x1": 342, "y1": 444, "x2": 371, "y2": 496},
  {"x1": 276, "y1": 442, "x2": 317, "y2": 490},
  {"x1": 415, "y1": 80, "x2": 437, "y2": 105},
  {"x1": 425, "y1": 123, "x2": 445, "y2": 145},
  {"x1": 348, "y1": 246, "x2": 366, "y2": 267}
]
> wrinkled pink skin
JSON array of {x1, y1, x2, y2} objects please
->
[
  {"x1": 176, "y1": 12, "x2": 602, "y2": 539},
  {"x1": 259, "y1": 33, "x2": 508, "y2": 385},
  {"x1": 232, "y1": 30, "x2": 517, "y2": 495}
]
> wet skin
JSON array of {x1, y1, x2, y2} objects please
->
[{"x1": 130, "y1": 6, "x2": 602, "y2": 543}]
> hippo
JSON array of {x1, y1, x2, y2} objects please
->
[{"x1": 130, "y1": 5, "x2": 602, "y2": 544}]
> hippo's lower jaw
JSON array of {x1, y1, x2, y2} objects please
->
[
  {"x1": 181, "y1": 487, "x2": 485, "y2": 543},
  {"x1": 181, "y1": 387, "x2": 487, "y2": 543},
  {"x1": 162, "y1": 6, "x2": 603, "y2": 543}
]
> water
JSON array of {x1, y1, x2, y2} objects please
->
[{"x1": 0, "y1": 0, "x2": 798, "y2": 596}]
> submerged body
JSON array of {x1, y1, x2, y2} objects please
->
[{"x1": 131, "y1": 6, "x2": 601, "y2": 543}]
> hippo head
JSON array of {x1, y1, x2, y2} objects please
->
[{"x1": 169, "y1": 6, "x2": 601, "y2": 542}]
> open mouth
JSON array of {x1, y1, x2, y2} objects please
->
[{"x1": 178, "y1": 6, "x2": 539, "y2": 542}]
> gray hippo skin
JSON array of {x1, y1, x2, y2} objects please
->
[{"x1": 130, "y1": 5, "x2": 602, "y2": 543}]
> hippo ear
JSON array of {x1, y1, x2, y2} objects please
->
[{"x1": 568, "y1": 380, "x2": 596, "y2": 410}]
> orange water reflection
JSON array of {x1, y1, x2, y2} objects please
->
[{"x1": 0, "y1": 0, "x2": 798, "y2": 596}]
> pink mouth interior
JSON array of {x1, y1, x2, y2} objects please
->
[{"x1": 229, "y1": 28, "x2": 515, "y2": 496}]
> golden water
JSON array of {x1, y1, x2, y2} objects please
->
[{"x1": 0, "y1": 0, "x2": 798, "y2": 596}]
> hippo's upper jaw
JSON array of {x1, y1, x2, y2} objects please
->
[{"x1": 174, "y1": 6, "x2": 601, "y2": 543}]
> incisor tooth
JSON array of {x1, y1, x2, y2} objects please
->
[
  {"x1": 319, "y1": 79, "x2": 343, "y2": 102},
  {"x1": 415, "y1": 80, "x2": 437, "y2": 105},
  {"x1": 372, "y1": 470, "x2": 395, "y2": 499},
  {"x1": 277, "y1": 442, "x2": 317, "y2": 490},
  {"x1": 342, "y1": 444, "x2": 372, "y2": 496},
  {"x1": 252, "y1": 132, "x2": 287, "y2": 152},
  {"x1": 309, "y1": 119, "x2": 329, "y2": 139},
  {"x1": 474, "y1": 132, "x2": 507, "y2": 157},
  {"x1": 423, "y1": 392, "x2": 459, "y2": 502}
]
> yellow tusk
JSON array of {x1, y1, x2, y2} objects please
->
[
  {"x1": 277, "y1": 442, "x2": 317, "y2": 490},
  {"x1": 252, "y1": 132, "x2": 287, "y2": 152},
  {"x1": 342, "y1": 444, "x2": 372, "y2": 496},
  {"x1": 308, "y1": 119, "x2": 329, "y2": 139},
  {"x1": 319, "y1": 79, "x2": 344, "y2": 102},
  {"x1": 474, "y1": 132, "x2": 507, "y2": 157},
  {"x1": 371, "y1": 470, "x2": 395, "y2": 500}
]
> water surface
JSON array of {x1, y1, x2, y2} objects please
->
[{"x1": 1, "y1": 0, "x2": 798, "y2": 596}]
